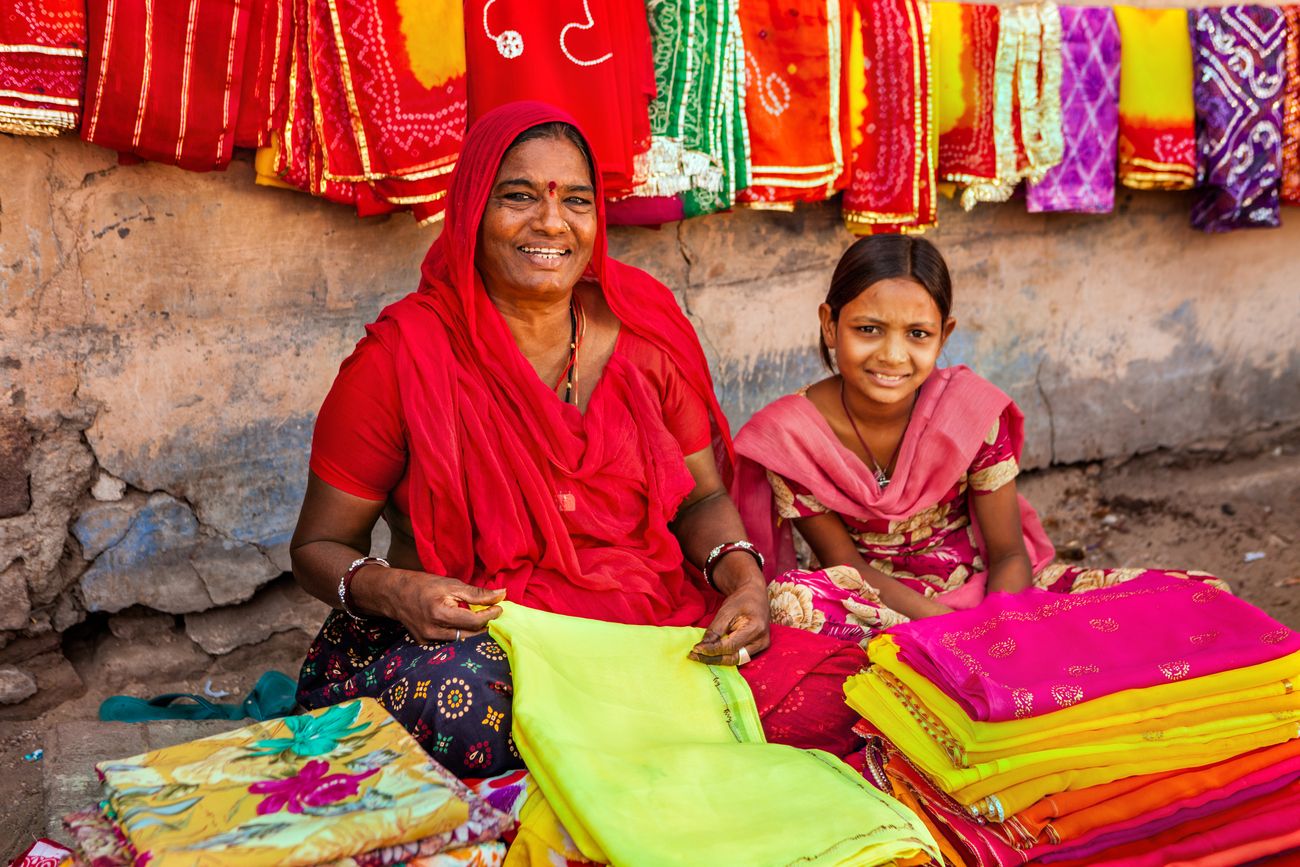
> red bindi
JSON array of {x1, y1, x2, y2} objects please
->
[{"x1": 547, "y1": 181, "x2": 557, "y2": 197}]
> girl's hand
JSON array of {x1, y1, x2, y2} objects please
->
[
  {"x1": 907, "y1": 595, "x2": 955, "y2": 619},
  {"x1": 355, "y1": 564, "x2": 505, "y2": 642},
  {"x1": 690, "y1": 581, "x2": 772, "y2": 666}
]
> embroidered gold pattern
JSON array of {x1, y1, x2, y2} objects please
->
[
  {"x1": 1158, "y1": 660, "x2": 1190, "y2": 681},
  {"x1": 988, "y1": 637, "x2": 1017, "y2": 658},
  {"x1": 1050, "y1": 684, "x2": 1083, "y2": 707}
]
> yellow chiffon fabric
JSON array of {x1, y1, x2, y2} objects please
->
[
  {"x1": 846, "y1": 636, "x2": 1300, "y2": 820},
  {"x1": 1113, "y1": 6, "x2": 1196, "y2": 189},
  {"x1": 488, "y1": 602, "x2": 939, "y2": 867}
]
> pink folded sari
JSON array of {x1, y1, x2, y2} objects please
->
[{"x1": 890, "y1": 573, "x2": 1300, "y2": 722}]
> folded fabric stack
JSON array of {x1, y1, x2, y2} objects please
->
[
  {"x1": 62, "y1": 698, "x2": 510, "y2": 866},
  {"x1": 845, "y1": 574, "x2": 1300, "y2": 866}
]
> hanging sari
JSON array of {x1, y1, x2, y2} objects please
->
[
  {"x1": 624, "y1": 0, "x2": 749, "y2": 218},
  {"x1": 1113, "y1": 7, "x2": 1195, "y2": 190},
  {"x1": 737, "y1": 0, "x2": 846, "y2": 205},
  {"x1": 82, "y1": 0, "x2": 253, "y2": 171},
  {"x1": 1026, "y1": 6, "x2": 1120, "y2": 214},
  {"x1": 464, "y1": 0, "x2": 653, "y2": 197},
  {"x1": 1013, "y1": 4, "x2": 1064, "y2": 186},
  {"x1": 932, "y1": 3, "x2": 1002, "y2": 194},
  {"x1": 0, "y1": 0, "x2": 85, "y2": 135},
  {"x1": 488, "y1": 602, "x2": 941, "y2": 866},
  {"x1": 233, "y1": 0, "x2": 291, "y2": 148},
  {"x1": 1189, "y1": 6, "x2": 1287, "y2": 232},
  {"x1": 842, "y1": 0, "x2": 936, "y2": 234},
  {"x1": 1283, "y1": 7, "x2": 1300, "y2": 206}
]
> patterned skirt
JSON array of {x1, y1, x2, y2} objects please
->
[{"x1": 298, "y1": 612, "x2": 520, "y2": 778}]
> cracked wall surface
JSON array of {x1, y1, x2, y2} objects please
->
[{"x1": 2, "y1": 133, "x2": 1299, "y2": 708}]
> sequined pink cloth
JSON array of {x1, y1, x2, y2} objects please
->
[{"x1": 890, "y1": 573, "x2": 1300, "y2": 722}]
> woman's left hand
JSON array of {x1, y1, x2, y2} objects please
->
[{"x1": 689, "y1": 581, "x2": 771, "y2": 667}]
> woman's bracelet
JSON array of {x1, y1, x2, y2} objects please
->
[
  {"x1": 339, "y1": 556, "x2": 389, "y2": 620},
  {"x1": 702, "y1": 540, "x2": 764, "y2": 591}
]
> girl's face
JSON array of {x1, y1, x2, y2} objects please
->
[{"x1": 820, "y1": 278, "x2": 956, "y2": 409}]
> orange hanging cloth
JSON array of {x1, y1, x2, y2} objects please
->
[
  {"x1": 737, "y1": 0, "x2": 849, "y2": 206},
  {"x1": 1281, "y1": 5, "x2": 1300, "y2": 206},
  {"x1": 841, "y1": 0, "x2": 935, "y2": 234}
]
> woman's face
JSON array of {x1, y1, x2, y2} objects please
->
[
  {"x1": 476, "y1": 135, "x2": 598, "y2": 300},
  {"x1": 821, "y1": 278, "x2": 955, "y2": 410}
]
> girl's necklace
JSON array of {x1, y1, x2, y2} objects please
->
[
  {"x1": 552, "y1": 293, "x2": 586, "y2": 403},
  {"x1": 839, "y1": 378, "x2": 913, "y2": 490}
]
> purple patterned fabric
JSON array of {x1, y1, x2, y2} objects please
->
[
  {"x1": 1190, "y1": 6, "x2": 1287, "y2": 232},
  {"x1": 1027, "y1": 6, "x2": 1121, "y2": 213}
]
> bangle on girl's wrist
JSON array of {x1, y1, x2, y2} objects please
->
[
  {"x1": 702, "y1": 540, "x2": 764, "y2": 592},
  {"x1": 339, "y1": 556, "x2": 389, "y2": 620}
]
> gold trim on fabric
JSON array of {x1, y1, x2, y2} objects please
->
[
  {"x1": 0, "y1": 89, "x2": 79, "y2": 107},
  {"x1": 416, "y1": 210, "x2": 446, "y2": 226},
  {"x1": 0, "y1": 104, "x2": 77, "y2": 135},
  {"x1": 1027, "y1": 3, "x2": 1064, "y2": 182},
  {"x1": 0, "y1": 43, "x2": 85, "y2": 56},
  {"x1": 969, "y1": 458, "x2": 1019, "y2": 492},
  {"x1": 268, "y1": 0, "x2": 287, "y2": 124},
  {"x1": 324, "y1": 0, "x2": 372, "y2": 176},
  {"x1": 827, "y1": 0, "x2": 845, "y2": 196},
  {"x1": 740, "y1": 201, "x2": 798, "y2": 211},
  {"x1": 85, "y1": 0, "x2": 118, "y2": 142},
  {"x1": 130, "y1": 0, "x2": 155, "y2": 150},
  {"x1": 960, "y1": 3, "x2": 1020, "y2": 209},
  {"x1": 377, "y1": 189, "x2": 449, "y2": 204},
  {"x1": 215, "y1": 0, "x2": 242, "y2": 165},
  {"x1": 175, "y1": 0, "x2": 200, "y2": 164}
]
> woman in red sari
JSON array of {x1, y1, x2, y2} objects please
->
[{"x1": 291, "y1": 101, "x2": 864, "y2": 777}]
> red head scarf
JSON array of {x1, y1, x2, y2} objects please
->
[{"x1": 370, "y1": 101, "x2": 731, "y2": 625}]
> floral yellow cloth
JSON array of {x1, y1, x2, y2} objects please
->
[
  {"x1": 488, "y1": 602, "x2": 940, "y2": 867},
  {"x1": 847, "y1": 637, "x2": 1300, "y2": 821},
  {"x1": 95, "y1": 699, "x2": 483, "y2": 866}
]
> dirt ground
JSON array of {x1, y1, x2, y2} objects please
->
[{"x1": 1, "y1": 426, "x2": 1297, "y2": 857}]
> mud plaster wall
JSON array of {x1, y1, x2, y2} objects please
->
[{"x1": 1, "y1": 134, "x2": 1298, "y2": 696}]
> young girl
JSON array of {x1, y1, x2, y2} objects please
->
[{"x1": 734, "y1": 235, "x2": 1223, "y2": 642}]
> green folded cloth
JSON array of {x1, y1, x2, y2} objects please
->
[{"x1": 99, "y1": 670, "x2": 298, "y2": 723}]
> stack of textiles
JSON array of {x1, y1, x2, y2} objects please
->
[
  {"x1": 61, "y1": 698, "x2": 511, "y2": 866},
  {"x1": 845, "y1": 574, "x2": 1300, "y2": 866}
]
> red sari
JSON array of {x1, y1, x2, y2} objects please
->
[
  {"x1": 82, "y1": 0, "x2": 254, "y2": 170},
  {"x1": 307, "y1": 101, "x2": 864, "y2": 757}
]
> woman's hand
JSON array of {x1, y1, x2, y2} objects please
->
[
  {"x1": 353, "y1": 564, "x2": 506, "y2": 643},
  {"x1": 689, "y1": 578, "x2": 772, "y2": 667}
]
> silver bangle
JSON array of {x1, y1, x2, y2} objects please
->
[
  {"x1": 703, "y1": 540, "x2": 764, "y2": 591},
  {"x1": 339, "y1": 556, "x2": 389, "y2": 620}
]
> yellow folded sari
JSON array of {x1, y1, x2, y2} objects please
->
[
  {"x1": 1114, "y1": 6, "x2": 1196, "y2": 189},
  {"x1": 847, "y1": 637, "x2": 1300, "y2": 820},
  {"x1": 865, "y1": 636, "x2": 1300, "y2": 757},
  {"x1": 489, "y1": 602, "x2": 939, "y2": 867}
]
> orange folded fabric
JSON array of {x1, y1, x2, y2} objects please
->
[{"x1": 1006, "y1": 739, "x2": 1300, "y2": 848}]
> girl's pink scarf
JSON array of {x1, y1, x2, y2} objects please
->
[{"x1": 733, "y1": 365, "x2": 1054, "y2": 607}]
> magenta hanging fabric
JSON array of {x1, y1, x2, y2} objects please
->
[
  {"x1": 1026, "y1": 6, "x2": 1121, "y2": 213},
  {"x1": 1189, "y1": 5, "x2": 1287, "y2": 232}
]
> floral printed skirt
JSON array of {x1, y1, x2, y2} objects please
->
[{"x1": 298, "y1": 611, "x2": 521, "y2": 778}]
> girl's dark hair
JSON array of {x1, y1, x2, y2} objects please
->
[
  {"x1": 819, "y1": 234, "x2": 953, "y2": 371},
  {"x1": 505, "y1": 121, "x2": 596, "y2": 188}
]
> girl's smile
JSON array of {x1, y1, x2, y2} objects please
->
[{"x1": 821, "y1": 277, "x2": 956, "y2": 415}]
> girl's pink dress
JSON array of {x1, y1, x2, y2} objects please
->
[{"x1": 734, "y1": 367, "x2": 1225, "y2": 643}]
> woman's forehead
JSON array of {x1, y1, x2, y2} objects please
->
[{"x1": 495, "y1": 136, "x2": 592, "y2": 187}]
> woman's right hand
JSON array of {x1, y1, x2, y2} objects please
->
[{"x1": 354, "y1": 564, "x2": 506, "y2": 642}]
